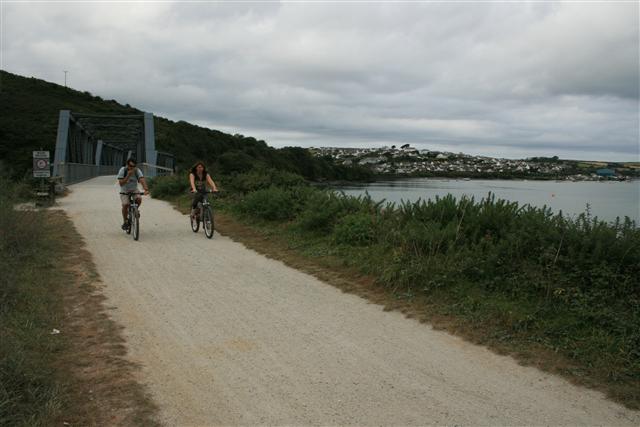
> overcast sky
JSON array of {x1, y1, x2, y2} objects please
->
[{"x1": 2, "y1": 1, "x2": 638, "y2": 161}]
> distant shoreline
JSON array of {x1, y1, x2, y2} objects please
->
[{"x1": 315, "y1": 175, "x2": 638, "y2": 187}]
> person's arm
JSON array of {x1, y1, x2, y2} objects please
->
[
  {"x1": 139, "y1": 177, "x2": 150, "y2": 195},
  {"x1": 206, "y1": 175, "x2": 219, "y2": 192},
  {"x1": 117, "y1": 168, "x2": 131, "y2": 186},
  {"x1": 189, "y1": 173, "x2": 196, "y2": 192}
]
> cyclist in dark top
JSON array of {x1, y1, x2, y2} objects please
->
[{"x1": 189, "y1": 161, "x2": 219, "y2": 218}]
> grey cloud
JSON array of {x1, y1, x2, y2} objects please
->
[{"x1": 2, "y1": 2, "x2": 638, "y2": 161}]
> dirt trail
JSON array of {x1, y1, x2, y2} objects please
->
[{"x1": 59, "y1": 176, "x2": 639, "y2": 426}]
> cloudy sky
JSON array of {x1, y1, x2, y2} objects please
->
[{"x1": 2, "y1": 1, "x2": 638, "y2": 161}]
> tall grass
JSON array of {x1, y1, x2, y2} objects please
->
[{"x1": 0, "y1": 179, "x2": 65, "y2": 425}]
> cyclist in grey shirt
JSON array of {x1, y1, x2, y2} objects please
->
[{"x1": 117, "y1": 158, "x2": 149, "y2": 230}]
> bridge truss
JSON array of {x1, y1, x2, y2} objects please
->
[{"x1": 53, "y1": 110, "x2": 175, "y2": 183}]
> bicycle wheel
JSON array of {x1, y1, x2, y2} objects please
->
[
  {"x1": 203, "y1": 206, "x2": 214, "y2": 239},
  {"x1": 132, "y1": 207, "x2": 140, "y2": 241},
  {"x1": 125, "y1": 209, "x2": 132, "y2": 234},
  {"x1": 190, "y1": 208, "x2": 200, "y2": 232}
]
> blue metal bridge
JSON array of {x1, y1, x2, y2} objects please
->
[{"x1": 52, "y1": 110, "x2": 175, "y2": 183}]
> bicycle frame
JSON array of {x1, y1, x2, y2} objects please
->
[
  {"x1": 198, "y1": 193, "x2": 211, "y2": 217},
  {"x1": 193, "y1": 190, "x2": 213, "y2": 215},
  {"x1": 129, "y1": 194, "x2": 141, "y2": 211},
  {"x1": 191, "y1": 190, "x2": 215, "y2": 238},
  {"x1": 120, "y1": 191, "x2": 144, "y2": 240}
]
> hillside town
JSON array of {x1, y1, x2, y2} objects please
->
[{"x1": 309, "y1": 145, "x2": 636, "y2": 180}]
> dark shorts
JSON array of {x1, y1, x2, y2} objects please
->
[{"x1": 192, "y1": 192, "x2": 206, "y2": 209}]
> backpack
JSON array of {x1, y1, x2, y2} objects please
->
[{"x1": 119, "y1": 167, "x2": 142, "y2": 181}]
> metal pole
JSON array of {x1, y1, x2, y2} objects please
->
[{"x1": 64, "y1": 70, "x2": 68, "y2": 87}]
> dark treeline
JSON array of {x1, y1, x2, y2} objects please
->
[{"x1": 0, "y1": 70, "x2": 372, "y2": 182}]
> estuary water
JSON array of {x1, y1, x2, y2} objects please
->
[{"x1": 333, "y1": 179, "x2": 640, "y2": 224}]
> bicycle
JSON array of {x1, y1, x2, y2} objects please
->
[
  {"x1": 120, "y1": 191, "x2": 144, "y2": 241},
  {"x1": 190, "y1": 190, "x2": 216, "y2": 239}
]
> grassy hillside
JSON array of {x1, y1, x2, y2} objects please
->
[{"x1": 0, "y1": 70, "x2": 372, "y2": 181}]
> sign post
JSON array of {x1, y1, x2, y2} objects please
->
[
  {"x1": 33, "y1": 151, "x2": 52, "y2": 205},
  {"x1": 33, "y1": 151, "x2": 51, "y2": 178}
]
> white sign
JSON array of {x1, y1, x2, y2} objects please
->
[{"x1": 33, "y1": 151, "x2": 50, "y2": 178}]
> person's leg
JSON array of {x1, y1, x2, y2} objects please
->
[
  {"x1": 134, "y1": 197, "x2": 142, "y2": 218},
  {"x1": 121, "y1": 204, "x2": 129, "y2": 229},
  {"x1": 120, "y1": 194, "x2": 130, "y2": 226},
  {"x1": 191, "y1": 193, "x2": 203, "y2": 217}
]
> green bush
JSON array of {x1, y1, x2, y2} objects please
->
[
  {"x1": 149, "y1": 174, "x2": 188, "y2": 198},
  {"x1": 295, "y1": 190, "x2": 380, "y2": 233},
  {"x1": 333, "y1": 212, "x2": 378, "y2": 245},
  {"x1": 295, "y1": 191, "x2": 343, "y2": 232},
  {"x1": 224, "y1": 168, "x2": 306, "y2": 194},
  {"x1": 217, "y1": 150, "x2": 255, "y2": 175},
  {"x1": 236, "y1": 186, "x2": 298, "y2": 221}
]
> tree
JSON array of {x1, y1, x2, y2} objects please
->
[{"x1": 217, "y1": 150, "x2": 255, "y2": 174}]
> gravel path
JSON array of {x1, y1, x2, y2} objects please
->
[{"x1": 59, "y1": 176, "x2": 639, "y2": 426}]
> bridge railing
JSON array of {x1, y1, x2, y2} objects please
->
[
  {"x1": 56, "y1": 162, "x2": 173, "y2": 184},
  {"x1": 139, "y1": 163, "x2": 174, "y2": 177},
  {"x1": 56, "y1": 163, "x2": 121, "y2": 184}
]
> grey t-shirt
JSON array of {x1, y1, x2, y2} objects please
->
[{"x1": 117, "y1": 167, "x2": 143, "y2": 192}]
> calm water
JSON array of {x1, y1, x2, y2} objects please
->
[{"x1": 334, "y1": 179, "x2": 640, "y2": 224}]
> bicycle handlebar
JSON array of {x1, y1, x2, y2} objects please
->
[
  {"x1": 190, "y1": 189, "x2": 218, "y2": 194},
  {"x1": 120, "y1": 192, "x2": 145, "y2": 195}
]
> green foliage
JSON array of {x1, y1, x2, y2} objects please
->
[
  {"x1": 236, "y1": 186, "x2": 299, "y2": 221},
  {"x1": 295, "y1": 191, "x2": 346, "y2": 232},
  {"x1": 294, "y1": 190, "x2": 375, "y2": 232},
  {"x1": 334, "y1": 212, "x2": 378, "y2": 245},
  {"x1": 223, "y1": 168, "x2": 306, "y2": 194},
  {"x1": 148, "y1": 173, "x2": 189, "y2": 198},
  {"x1": 0, "y1": 179, "x2": 64, "y2": 425},
  {"x1": 216, "y1": 150, "x2": 256, "y2": 175}
]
